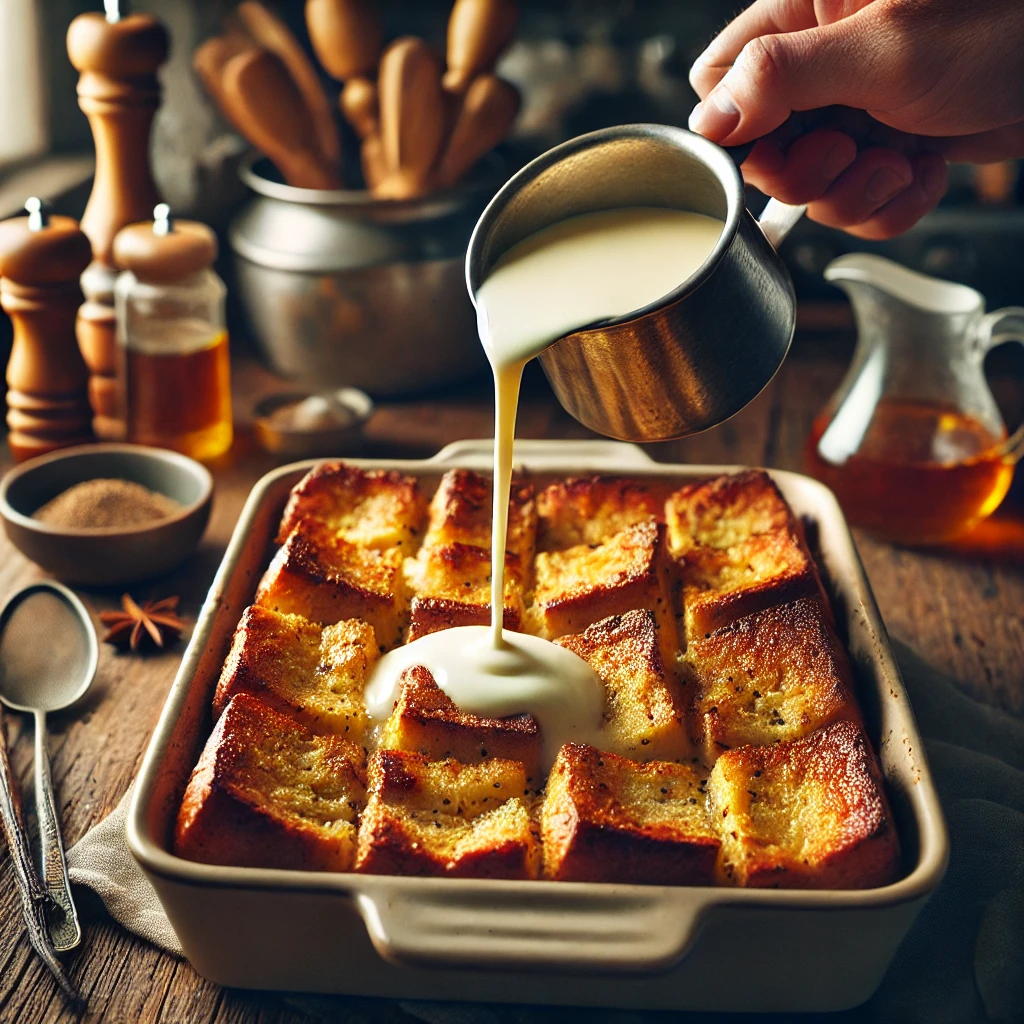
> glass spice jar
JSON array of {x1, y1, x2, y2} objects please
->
[{"x1": 113, "y1": 204, "x2": 232, "y2": 461}]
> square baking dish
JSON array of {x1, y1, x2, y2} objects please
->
[{"x1": 128, "y1": 439, "x2": 948, "y2": 1013}]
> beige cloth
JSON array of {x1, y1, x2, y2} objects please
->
[{"x1": 66, "y1": 640, "x2": 1024, "y2": 1022}]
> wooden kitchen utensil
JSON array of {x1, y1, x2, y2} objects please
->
[
  {"x1": 0, "y1": 201, "x2": 93, "y2": 463},
  {"x1": 444, "y1": 0, "x2": 518, "y2": 93},
  {"x1": 220, "y1": 48, "x2": 343, "y2": 190},
  {"x1": 236, "y1": 1, "x2": 341, "y2": 174},
  {"x1": 340, "y1": 76, "x2": 378, "y2": 139},
  {"x1": 376, "y1": 38, "x2": 448, "y2": 199},
  {"x1": 66, "y1": 3, "x2": 168, "y2": 441},
  {"x1": 193, "y1": 33, "x2": 258, "y2": 120},
  {"x1": 434, "y1": 74, "x2": 519, "y2": 189},
  {"x1": 305, "y1": 0, "x2": 382, "y2": 81}
]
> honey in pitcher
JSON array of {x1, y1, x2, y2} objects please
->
[
  {"x1": 126, "y1": 324, "x2": 232, "y2": 461},
  {"x1": 804, "y1": 398, "x2": 1014, "y2": 545}
]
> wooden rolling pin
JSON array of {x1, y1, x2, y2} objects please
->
[
  {"x1": 444, "y1": 0, "x2": 518, "y2": 93},
  {"x1": 376, "y1": 38, "x2": 448, "y2": 199},
  {"x1": 305, "y1": 0, "x2": 382, "y2": 81},
  {"x1": 237, "y1": 1, "x2": 341, "y2": 174},
  {"x1": 220, "y1": 48, "x2": 342, "y2": 190},
  {"x1": 434, "y1": 75, "x2": 519, "y2": 190}
]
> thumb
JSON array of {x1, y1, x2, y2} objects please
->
[{"x1": 689, "y1": 18, "x2": 887, "y2": 146}]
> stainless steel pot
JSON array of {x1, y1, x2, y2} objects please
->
[
  {"x1": 230, "y1": 155, "x2": 498, "y2": 396},
  {"x1": 466, "y1": 124, "x2": 805, "y2": 441}
]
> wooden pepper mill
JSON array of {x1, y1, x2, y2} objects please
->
[
  {"x1": 0, "y1": 200, "x2": 94, "y2": 463},
  {"x1": 67, "y1": 1, "x2": 169, "y2": 440}
]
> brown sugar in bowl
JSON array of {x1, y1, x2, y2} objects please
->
[{"x1": 0, "y1": 444, "x2": 213, "y2": 585}]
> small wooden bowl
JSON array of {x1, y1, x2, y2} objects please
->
[{"x1": 0, "y1": 444, "x2": 213, "y2": 586}]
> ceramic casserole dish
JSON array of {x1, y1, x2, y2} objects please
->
[{"x1": 127, "y1": 439, "x2": 948, "y2": 1013}]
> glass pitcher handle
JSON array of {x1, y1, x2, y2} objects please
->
[{"x1": 976, "y1": 306, "x2": 1024, "y2": 461}]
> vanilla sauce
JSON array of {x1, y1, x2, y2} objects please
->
[{"x1": 365, "y1": 207, "x2": 724, "y2": 767}]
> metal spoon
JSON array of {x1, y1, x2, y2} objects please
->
[{"x1": 0, "y1": 582, "x2": 98, "y2": 952}]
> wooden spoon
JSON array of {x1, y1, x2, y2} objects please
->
[
  {"x1": 444, "y1": 0, "x2": 518, "y2": 93},
  {"x1": 340, "y1": 76, "x2": 378, "y2": 139},
  {"x1": 192, "y1": 33, "x2": 256, "y2": 115},
  {"x1": 305, "y1": 0, "x2": 382, "y2": 81},
  {"x1": 236, "y1": 1, "x2": 341, "y2": 173},
  {"x1": 220, "y1": 48, "x2": 342, "y2": 190},
  {"x1": 434, "y1": 74, "x2": 519, "y2": 189},
  {"x1": 375, "y1": 37, "x2": 447, "y2": 199}
]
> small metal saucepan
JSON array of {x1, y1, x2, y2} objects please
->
[{"x1": 466, "y1": 124, "x2": 805, "y2": 442}]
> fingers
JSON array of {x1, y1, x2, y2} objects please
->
[
  {"x1": 742, "y1": 129, "x2": 858, "y2": 204},
  {"x1": 843, "y1": 153, "x2": 949, "y2": 240},
  {"x1": 689, "y1": 12, "x2": 887, "y2": 146},
  {"x1": 742, "y1": 131, "x2": 949, "y2": 239},
  {"x1": 689, "y1": 0, "x2": 819, "y2": 99}
]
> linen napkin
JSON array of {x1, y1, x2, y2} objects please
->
[{"x1": 65, "y1": 640, "x2": 1024, "y2": 1022}]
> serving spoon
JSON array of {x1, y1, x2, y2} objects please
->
[{"x1": 0, "y1": 581, "x2": 98, "y2": 953}]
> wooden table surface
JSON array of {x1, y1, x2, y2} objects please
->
[{"x1": 1, "y1": 334, "x2": 1021, "y2": 1024}]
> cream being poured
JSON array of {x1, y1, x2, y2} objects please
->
[{"x1": 365, "y1": 207, "x2": 724, "y2": 767}]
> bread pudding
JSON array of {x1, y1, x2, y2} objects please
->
[{"x1": 175, "y1": 464, "x2": 899, "y2": 890}]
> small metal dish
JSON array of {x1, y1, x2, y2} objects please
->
[
  {"x1": 252, "y1": 387, "x2": 374, "y2": 458},
  {"x1": 0, "y1": 443, "x2": 213, "y2": 586}
]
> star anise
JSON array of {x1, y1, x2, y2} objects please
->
[{"x1": 99, "y1": 594, "x2": 186, "y2": 652}]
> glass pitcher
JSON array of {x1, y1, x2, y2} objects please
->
[{"x1": 804, "y1": 254, "x2": 1024, "y2": 545}]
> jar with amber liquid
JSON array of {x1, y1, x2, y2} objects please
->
[
  {"x1": 805, "y1": 254, "x2": 1023, "y2": 545},
  {"x1": 113, "y1": 205, "x2": 232, "y2": 461}
]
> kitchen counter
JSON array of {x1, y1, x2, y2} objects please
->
[{"x1": 0, "y1": 331, "x2": 1021, "y2": 1023}]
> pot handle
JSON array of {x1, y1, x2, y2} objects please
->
[
  {"x1": 975, "y1": 306, "x2": 1024, "y2": 463},
  {"x1": 757, "y1": 198, "x2": 807, "y2": 250},
  {"x1": 354, "y1": 883, "x2": 710, "y2": 974}
]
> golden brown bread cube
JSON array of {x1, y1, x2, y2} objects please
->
[
  {"x1": 708, "y1": 720, "x2": 900, "y2": 889},
  {"x1": 542, "y1": 743, "x2": 719, "y2": 884},
  {"x1": 355, "y1": 750, "x2": 539, "y2": 878},
  {"x1": 213, "y1": 606, "x2": 377, "y2": 741},
  {"x1": 555, "y1": 610, "x2": 688, "y2": 762},
  {"x1": 422, "y1": 469, "x2": 536, "y2": 566},
  {"x1": 537, "y1": 476, "x2": 665, "y2": 551},
  {"x1": 530, "y1": 519, "x2": 677, "y2": 648},
  {"x1": 379, "y1": 665, "x2": 542, "y2": 785},
  {"x1": 665, "y1": 471, "x2": 821, "y2": 640},
  {"x1": 683, "y1": 597, "x2": 861, "y2": 760},
  {"x1": 405, "y1": 541, "x2": 524, "y2": 640},
  {"x1": 277, "y1": 461, "x2": 426, "y2": 552},
  {"x1": 174, "y1": 693, "x2": 367, "y2": 871},
  {"x1": 255, "y1": 527, "x2": 407, "y2": 649}
]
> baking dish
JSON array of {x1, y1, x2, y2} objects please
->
[{"x1": 127, "y1": 439, "x2": 948, "y2": 1012}]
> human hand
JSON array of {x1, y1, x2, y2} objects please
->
[{"x1": 688, "y1": 0, "x2": 1024, "y2": 238}]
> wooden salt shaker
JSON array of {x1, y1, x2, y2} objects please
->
[
  {"x1": 67, "y1": 3, "x2": 169, "y2": 440},
  {"x1": 0, "y1": 200, "x2": 93, "y2": 463}
]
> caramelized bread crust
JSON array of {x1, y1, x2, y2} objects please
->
[
  {"x1": 708, "y1": 720, "x2": 900, "y2": 889},
  {"x1": 530, "y1": 519, "x2": 677, "y2": 649},
  {"x1": 555, "y1": 609, "x2": 688, "y2": 762},
  {"x1": 666, "y1": 470, "x2": 821, "y2": 641},
  {"x1": 174, "y1": 693, "x2": 367, "y2": 871},
  {"x1": 423, "y1": 469, "x2": 536, "y2": 565},
  {"x1": 537, "y1": 476, "x2": 665, "y2": 551},
  {"x1": 542, "y1": 743, "x2": 718, "y2": 884},
  {"x1": 277, "y1": 462, "x2": 426, "y2": 552},
  {"x1": 355, "y1": 750, "x2": 539, "y2": 878},
  {"x1": 379, "y1": 665, "x2": 542, "y2": 785},
  {"x1": 214, "y1": 605, "x2": 378, "y2": 740},
  {"x1": 255, "y1": 528, "x2": 407, "y2": 649},
  {"x1": 683, "y1": 598, "x2": 861, "y2": 758}
]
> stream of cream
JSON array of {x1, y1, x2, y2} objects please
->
[{"x1": 365, "y1": 208, "x2": 724, "y2": 767}]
